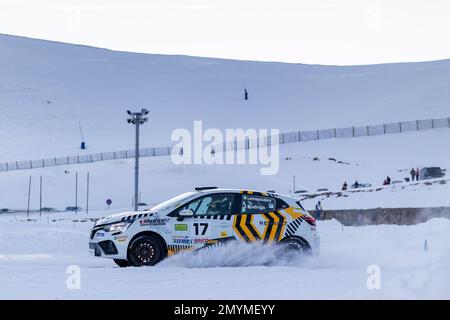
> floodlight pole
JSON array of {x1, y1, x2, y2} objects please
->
[
  {"x1": 127, "y1": 109, "x2": 149, "y2": 211},
  {"x1": 134, "y1": 117, "x2": 140, "y2": 211}
]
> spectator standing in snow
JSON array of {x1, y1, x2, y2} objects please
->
[
  {"x1": 354, "y1": 180, "x2": 359, "y2": 188},
  {"x1": 386, "y1": 176, "x2": 391, "y2": 185},
  {"x1": 410, "y1": 168, "x2": 416, "y2": 181},
  {"x1": 315, "y1": 201, "x2": 323, "y2": 221},
  {"x1": 342, "y1": 182, "x2": 348, "y2": 191},
  {"x1": 416, "y1": 168, "x2": 420, "y2": 181}
]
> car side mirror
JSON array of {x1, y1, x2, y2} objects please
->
[{"x1": 179, "y1": 208, "x2": 194, "y2": 217}]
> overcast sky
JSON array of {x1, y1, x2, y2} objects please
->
[{"x1": 1, "y1": 0, "x2": 450, "y2": 65}]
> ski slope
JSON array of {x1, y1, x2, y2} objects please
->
[
  {"x1": 0, "y1": 213, "x2": 449, "y2": 299},
  {"x1": 1, "y1": 34, "x2": 450, "y2": 162}
]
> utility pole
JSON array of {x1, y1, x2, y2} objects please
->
[
  {"x1": 75, "y1": 171, "x2": 78, "y2": 215},
  {"x1": 39, "y1": 175, "x2": 42, "y2": 217},
  {"x1": 127, "y1": 109, "x2": 149, "y2": 211},
  {"x1": 27, "y1": 175, "x2": 32, "y2": 218},
  {"x1": 293, "y1": 175, "x2": 296, "y2": 194},
  {"x1": 86, "y1": 172, "x2": 90, "y2": 215}
]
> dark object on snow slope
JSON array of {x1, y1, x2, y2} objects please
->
[
  {"x1": 419, "y1": 167, "x2": 445, "y2": 180},
  {"x1": 41, "y1": 207, "x2": 58, "y2": 212},
  {"x1": 0, "y1": 208, "x2": 15, "y2": 214},
  {"x1": 342, "y1": 182, "x2": 348, "y2": 190},
  {"x1": 66, "y1": 206, "x2": 82, "y2": 211}
]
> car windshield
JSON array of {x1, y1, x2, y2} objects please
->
[{"x1": 149, "y1": 192, "x2": 197, "y2": 212}]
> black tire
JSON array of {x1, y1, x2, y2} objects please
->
[
  {"x1": 278, "y1": 237, "x2": 311, "y2": 258},
  {"x1": 113, "y1": 259, "x2": 131, "y2": 267},
  {"x1": 128, "y1": 235, "x2": 165, "y2": 267}
]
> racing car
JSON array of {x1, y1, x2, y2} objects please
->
[{"x1": 89, "y1": 187, "x2": 320, "y2": 267}]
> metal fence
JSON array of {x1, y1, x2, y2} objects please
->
[{"x1": 1, "y1": 117, "x2": 449, "y2": 172}]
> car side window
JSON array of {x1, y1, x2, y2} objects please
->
[
  {"x1": 241, "y1": 194, "x2": 276, "y2": 214},
  {"x1": 180, "y1": 194, "x2": 235, "y2": 216}
]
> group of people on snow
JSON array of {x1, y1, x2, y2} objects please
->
[
  {"x1": 318, "y1": 167, "x2": 422, "y2": 222},
  {"x1": 410, "y1": 168, "x2": 420, "y2": 181}
]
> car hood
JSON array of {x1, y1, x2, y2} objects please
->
[{"x1": 95, "y1": 210, "x2": 158, "y2": 226}]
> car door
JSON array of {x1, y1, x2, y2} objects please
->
[
  {"x1": 232, "y1": 193, "x2": 288, "y2": 244},
  {"x1": 172, "y1": 193, "x2": 238, "y2": 249}
]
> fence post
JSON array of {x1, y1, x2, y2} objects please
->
[
  {"x1": 448, "y1": 117, "x2": 450, "y2": 127},
  {"x1": 298, "y1": 131, "x2": 301, "y2": 142},
  {"x1": 30, "y1": 160, "x2": 32, "y2": 169},
  {"x1": 352, "y1": 126, "x2": 355, "y2": 137},
  {"x1": 399, "y1": 121, "x2": 402, "y2": 132},
  {"x1": 42, "y1": 159, "x2": 45, "y2": 168},
  {"x1": 366, "y1": 126, "x2": 369, "y2": 136},
  {"x1": 316, "y1": 130, "x2": 319, "y2": 140},
  {"x1": 16, "y1": 161, "x2": 18, "y2": 170},
  {"x1": 54, "y1": 157, "x2": 57, "y2": 166},
  {"x1": 383, "y1": 123, "x2": 386, "y2": 134},
  {"x1": 6, "y1": 162, "x2": 8, "y2": 171},
  {"x1": 334, "y1": 128, "x2": 337, "y2": 138},
  {"x1": 77, "y1": 155, "x2": 80, "y2": 163},
  {"x1": 67, "y1": 156, "x2": 69, "y2": 165},
  {"x1": 431, "y1": 119, "x2": 435, "y2": 129},
  {"x1": 416, "y1": 120, "x2": 419, "y2": 131}
]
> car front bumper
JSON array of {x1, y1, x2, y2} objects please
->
[{"x1": 89, "y1": 229, "x2": 130, "y2": 259}]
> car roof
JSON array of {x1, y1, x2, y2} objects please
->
[{"x1": 195, "y1": 188, "x2": 297, "y2": 201}]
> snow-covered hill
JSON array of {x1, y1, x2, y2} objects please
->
[
  {"x1": 1, "y1": 34, "x2": 450, "y2": 211},
  {"x1": 1, "y1": 34, "x2": 450, "y2": 162}
]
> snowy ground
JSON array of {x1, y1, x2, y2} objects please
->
[{"x1": 1, "y1": 212, "x2": 449, "y2": 299}]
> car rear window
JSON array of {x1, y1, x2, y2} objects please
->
[{"x1": 241, "y1": 194, "x2": 276, "y2": 214}]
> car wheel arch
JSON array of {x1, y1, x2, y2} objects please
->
[
  {"x1": 127, "y1": 231, "x2": 168, "y2": 259},
  {"x1": 279, "y1": 235, "x2": 312, "y2": 250}
]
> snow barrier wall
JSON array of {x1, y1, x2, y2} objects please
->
[
  {"x1": 1, "y1": 117, "x2": 449, "y2": 172},
  {"x1": 321, "y1": 207, "x2": 450, "y2": 226}
]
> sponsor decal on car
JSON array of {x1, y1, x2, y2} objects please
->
[
  {"x1": 194, "y1": 238, "x2": 209, "y2": 244},
  {"x1": 139, "y1": 218, "x2": 170, "y2": 226},
  {"x1": 114, "y1": 235, "x2": 127, "y2": 242},
  {"x1": 173, "y1": 238, "x2": 192, "y2": 244},
  {"x1": 175, "y1": 224, "x2": 188, "y2": 231},
  {"x1": 259, "y1": 220, "x2": 287, "y2": 226},
  {"x1": 220, "y1": 231, "x2": 228, "y2": 237}
]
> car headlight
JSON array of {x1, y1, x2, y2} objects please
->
[{"x1": 102, "y1": 221, "x2": 132, "y2": 233}]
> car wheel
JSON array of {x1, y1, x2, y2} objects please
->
[
  {"x1": 128, "y1": 235, "x2": 165, "y2": 267},
  {"x1": 278, "y1": 237, "x2": 311, "y2": 258},
  {"x1": 113, "y1": 259, "x2": 131, "y2": 267}
]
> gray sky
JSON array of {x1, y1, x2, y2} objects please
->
[{"x1": 1, "y1": 0, "x2": 450, "y2": 65}]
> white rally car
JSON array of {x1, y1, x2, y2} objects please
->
[{"x1": 89, "y1": 188, "x2": 320, "y2": 267}]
